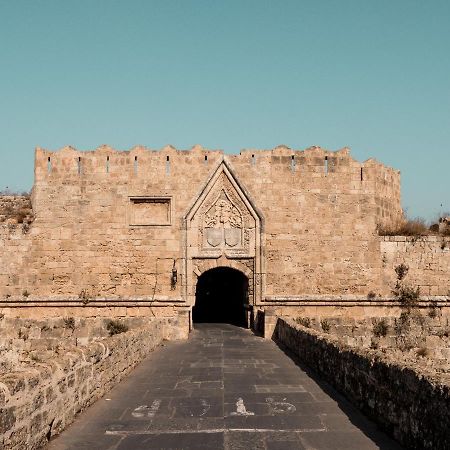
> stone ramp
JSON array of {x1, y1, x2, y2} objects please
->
[{"x1": 47, "y1": 324, "x2": 402, "y2": 450}]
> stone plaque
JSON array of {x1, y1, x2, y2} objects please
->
[{"x1": 129, "y1": 197, "x2": 171, "y2": 226}]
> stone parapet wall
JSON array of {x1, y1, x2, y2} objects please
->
[
  {"x1": 0, "y1": 314, "x2": 189, "y2": 375},
  {"x1": 274, "y1": 317, "x2": 450, "y2": 450},
  {"x1": 0, "y1": 319, "x2": 168, "y2": 450}
]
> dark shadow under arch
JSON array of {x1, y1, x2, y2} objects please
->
[{"x1": 193, "y1": 267, "x2": 249, "y2": 327}]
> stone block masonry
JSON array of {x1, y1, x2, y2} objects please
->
[
  {"x1": 1, "y1": 145, "x2": 403, "y2": 311},
  {"x1": 381, "y1": 236, "x2": 450, "y2": 297},
  {"x1": 0, "y1": 144, "x2": 448, "y2": 321},
  {"x1": 0, "y1": 319, "x2": 168, "y2": 450},
  {"x1": 274, "y1": 317, "x2": 450, "y2": 450}
]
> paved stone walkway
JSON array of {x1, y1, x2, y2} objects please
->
[{"x1": 48, "y1": 324, "x2": 402, "y2": 449}]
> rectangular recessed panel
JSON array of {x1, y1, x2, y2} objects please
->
[{"x1": 130, "y1": 197, "x2": 171, "y2": 226}]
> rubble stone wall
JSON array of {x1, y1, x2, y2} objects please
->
[
  {"x1": 0, "y1": 318, "x2": 167, "y2": 450},
  {"x1": 274, "y1": 317, "x2": 450, "y2": 450}
]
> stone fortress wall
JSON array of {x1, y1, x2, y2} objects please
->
[{"x1": 0, "y1": 144, "x2": 448, "y2": 320}]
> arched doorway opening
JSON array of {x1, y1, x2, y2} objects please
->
[{"x1": 193, "y1": 267, "x2": 249, "y2": 327}]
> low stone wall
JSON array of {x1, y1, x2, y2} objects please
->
[
  {"x1": 274, "y1": 317, "x2": 450, "y2": 450},
  {"x1": 0, "y1": 318, "x2": 167, "y2": 450}
]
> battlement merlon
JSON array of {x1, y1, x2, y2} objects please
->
[{"x1": 34, "y1": 144, "x2": 400, "y2": 180}]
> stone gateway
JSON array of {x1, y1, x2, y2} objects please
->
[{"x1": 0, "y1": 144, "x2": 448, "y2": 332}]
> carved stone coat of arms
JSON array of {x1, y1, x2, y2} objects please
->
[{"x1": 204, "y1": 191, "x2": 243, "y2": 248}]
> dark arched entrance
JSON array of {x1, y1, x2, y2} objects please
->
[{"x1": 193, "y1": 267, "x2": 249, "y2": 327}]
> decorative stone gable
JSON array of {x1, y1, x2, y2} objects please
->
[
  {"x1": 183, "y1": 158, "x2": 263, "y2": 306},
  {"x1": 196, "y1": 173, "x2": 256, "y2": 257},
  {"x1": 187, "y1": 162, "x2": 258, "y2": 258}
]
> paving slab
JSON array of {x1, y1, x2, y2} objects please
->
[{"x1": 47, "y1": 324, "x2": 402, "y2": 449}]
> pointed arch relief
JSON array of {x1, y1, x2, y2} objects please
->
[{"x1": 183, "y1": 159, "x2": 264, "y2": 308}]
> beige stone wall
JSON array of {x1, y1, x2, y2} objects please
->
[
  {"x1": 0, "y1": 222, "x2": 33, "y2": 297},
  {"x1": 381, "y1": 236, "x2": 450, "y2": 296},
  {"x1": 368, "y1": 159, "x2": 403, "y2": 228},
  {"x1": 3, "y1": 144, "x2": 447, "y2": 318},
  {"x1": 30, "y1": 145, "x2": 223, "y2": 300},
  {"x1": 229, "y1": 146, "x2": 389, "y2": 297}
]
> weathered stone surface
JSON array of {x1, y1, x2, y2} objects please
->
[
  {"x1": 0, "y1": 374, "x2": 26, "y2": 396},
  {"x1": 274, "y1": 317, "x2": 450, "y2": 450},
  {"x1": 0, "y1": 319, "x2": 169, "y2": 450},
  {"x1": 0, "y1": 406, "x2": 16, "y2": 434},
  {"x1": 380, "y1": 236, "x2": 450, "y2": 297}
]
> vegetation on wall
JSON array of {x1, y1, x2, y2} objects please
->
[
  {"x1": 295, "y1": 317, "x2": 311, "y2": 328},
  {"x1": 373, "y1": 319, "x2": 389, "y2": 337},
  {"x1": 378, "y1": 215, "x2": 450, "y2": 237},
  {"x1": 106, "y1": 320, "x2": 129, "y2": 336},
  {"x1": 0, "y1": 192, "x2": 34, "y2": 232},
  {"x1": 392, "y1": 263, "x2": 420, "y2": 310}
]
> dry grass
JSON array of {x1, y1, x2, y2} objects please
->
[
  {"x1": 378, "y1": 215, "x2": 450, "y2": 237},
  {"x1": 295, "y1": 317, "x2": 311, "y2": 328},
  {"x1": 373, "y1": 319, "x2": 389, "y2": 337},
  {"x1": 0, "y1": 195, "x2": 34, "y2": 229},
  {"x1": 0, "y1": 190, "x2": 30, "y2": 197},
  {"x1": 416, "y1": 347, "x2": 429, "y2": 358},
  {"x1": 378, "y1": 218, "x2": 428, "y2": 237},
  {"x1": 320, "y1": 319, "x2": 331, "y2": 333},
  {"x1": 106, "y1": 320, "x2": 129, "y2": 336}
]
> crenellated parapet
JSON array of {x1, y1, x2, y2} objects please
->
[
  {"x1": 35, "y1": 144, "x2": 400, "y2": 184},
  {"x1": 33, "y1": 143, "x2": 403, "y2": 230}
]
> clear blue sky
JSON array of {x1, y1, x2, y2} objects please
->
[{"x1": 0, "y1": 0, "x2": 449, "y2": 220}]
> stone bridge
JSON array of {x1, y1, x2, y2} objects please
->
[{"x1": 46, "y1": 324, "x2": 401, "y2": 450}]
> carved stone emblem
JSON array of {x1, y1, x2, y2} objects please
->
[
  {"x1": 225, "y1": 228, "x2": 240, "y2": 247},
  {"x1": 206, "y1": 229, "x2": 222, "y2": 247},
  {"x1": 203, "y1": 190, "x2": 243, "y2": 249}
]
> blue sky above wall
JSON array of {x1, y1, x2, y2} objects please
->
[{"x1": 0, "y1": 0, "x2": 449, "y2": 220}]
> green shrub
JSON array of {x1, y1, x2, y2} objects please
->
[
  {"x1": 320, "y1": 319, "x2": 331, "y2": 333},
  {"x1": 373, "y1": 319, "x2": 388, "y2": 337},
  {"x1": 395, "y1": 263, "x2": 409, "y2": 281},
  {"x1": 63, "y1": 317, "x2": 75, "y2": 330},
  {"x1": 106, "y1": 320, "x2": 128, "y2": 336},
  {"x1": 393, "y1": 285, "x2": 420, "y2": 309},
  {"x1": 295, "y1": 317, "x2": 311, "y2": 328},
  {"x1": 79, "y1": 289, "x2": 90, "y2": 305}
]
